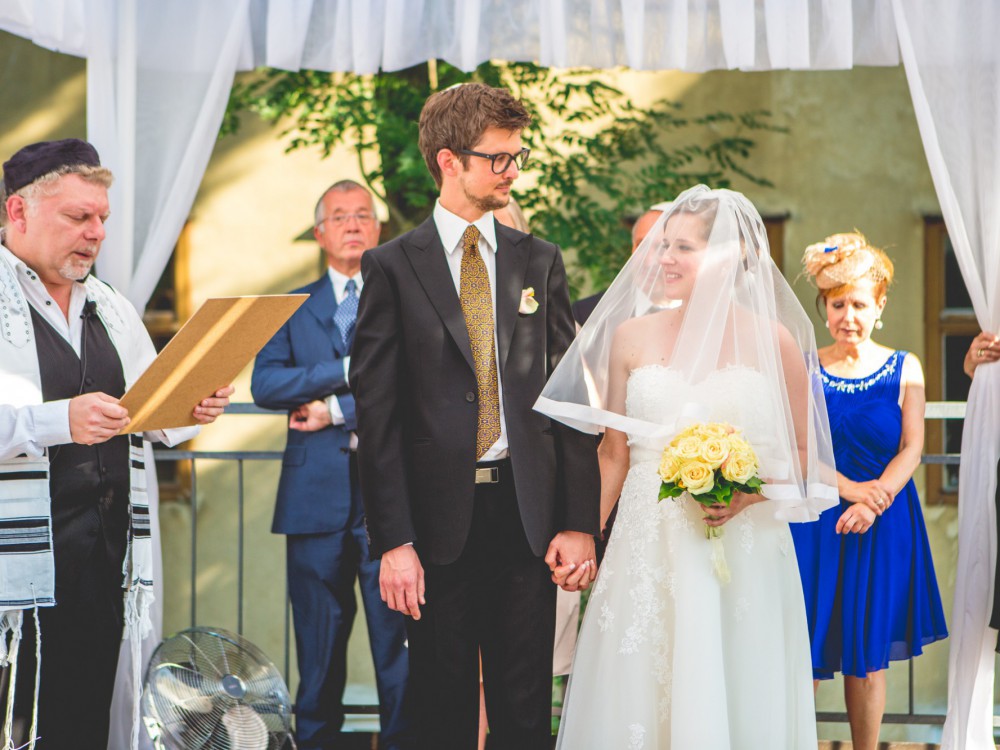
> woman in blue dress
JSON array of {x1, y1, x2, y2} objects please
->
[{"x1": 792, "y1": 232, "x2": 948, "y2": 750}]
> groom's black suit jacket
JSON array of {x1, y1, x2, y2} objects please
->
[{"x1": 351, "y1": 217, "x2": 599, "y2": 566}]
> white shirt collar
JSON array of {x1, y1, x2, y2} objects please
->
[
  {"x1": 0, "y1": 242, "x2": 88, "y2": 314},
  {"x1": 433, "y1": 200, "x2": 498, "y2": 256},
  {"x1": 327, "y1": 265, "x2": 363, "y2": 304},
  {"x1": 0, "y1": 243, "x2": 29, "y2": 276}
]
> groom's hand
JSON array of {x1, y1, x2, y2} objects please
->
[
  {"x1": 379, "y1": 544, "x2": 426, "y2": 620},
  {"x1": 545, "y1": 531, "x2": 597, "y2": 592}
]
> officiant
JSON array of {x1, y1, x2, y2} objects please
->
[{"x1": 0, "y1": 138, "x2": 233, "y2": 749}]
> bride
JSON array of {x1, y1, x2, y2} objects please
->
[{"x1": 535, "y1": 186, "x2": 840, "y2": 749}]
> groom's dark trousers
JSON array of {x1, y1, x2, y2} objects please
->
[{"x1": 352, "y1": 218, "x2": 599, "y2": 750}]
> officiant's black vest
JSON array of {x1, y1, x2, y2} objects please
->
[{"x1": 30, "y1": 303, "x2": 130, "y2": 596}]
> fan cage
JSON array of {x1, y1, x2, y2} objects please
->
[{"x1": 142, "y1": 626, "x2": 295, "y2": 750}]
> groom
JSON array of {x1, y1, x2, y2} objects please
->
[{"x1": 351, "y1": 83, "x2": 600, "y2": 749}]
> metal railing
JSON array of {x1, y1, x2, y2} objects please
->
[
  {"x1": 154, "y1": 402, "x2": 382, "y2": 718},
  {"x1": 153, "y1": 401, "x2": 974, "y2": 731}
]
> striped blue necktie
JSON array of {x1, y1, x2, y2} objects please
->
[{"x1": 334, "y1": 278, "x2": 359, "y2": 348}]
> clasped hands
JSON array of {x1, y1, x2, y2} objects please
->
[
  {"x1": 68, "y1": 385, "x2": 235, "y2": 445},
  {"x1": 835, "y1": 478, "x2": 893, "y2": 534},
  {"x1": 288, "y1": 399, "x2": 332, "y2": 432},
  {"x1": 379, "y1": 530, "x2": 598, "y2": 621},
  {"x1": 544, "y1": 530, "x2": 597, "y2": 592}
]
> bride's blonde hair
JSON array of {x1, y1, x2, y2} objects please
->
[{"x1": 801, "y1": 231, "x2": 894, "y2": 301}]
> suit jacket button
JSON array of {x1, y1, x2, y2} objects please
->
[{"x1": 465, "y1": 392, "x2": 476, "y2": 402}]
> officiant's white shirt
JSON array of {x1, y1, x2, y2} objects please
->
[{"x1": 0, "y1": 243, "x2": 197, "y2": 459}]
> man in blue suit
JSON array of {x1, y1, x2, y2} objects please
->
[{"x1": 251, "y1": 180, "x2": 410, "y2": 750}]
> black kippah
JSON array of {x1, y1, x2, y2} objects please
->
[{"x1": 2, "y1": 138, "x2": 101, "y2": 195}]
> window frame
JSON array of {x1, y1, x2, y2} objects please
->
[{"x1": 923, "y1": 216, "x2": 978, "y2": 505}]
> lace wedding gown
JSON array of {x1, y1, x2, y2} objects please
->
[{"x1": 556, "y1": 366, "x2": 817, "y2": 749}]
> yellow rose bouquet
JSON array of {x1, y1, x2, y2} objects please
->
[{"x1": 657, "y1": 422, "x2": 765, "y2": 582}]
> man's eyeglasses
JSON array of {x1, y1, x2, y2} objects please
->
[
  {"x1": 457, "y1": 148, "x2": 530, "y2": 174},
  {"x1": 321, "y1": 212, "x2": 376, "y2": 227}
]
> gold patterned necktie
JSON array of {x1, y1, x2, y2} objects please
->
[{"x1": 459, "y1": 225, "x2": 501, "y2": 459}]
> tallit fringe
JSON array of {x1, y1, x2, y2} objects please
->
[
  {"x1": 1, "y1": 610, "x2": 23, "y2": 750},
  {"x1": 24, "y1": 608, "x2": 40, "y2": 750},
  {"x1": 123, "y1": 585, "x2": 154, "y2": 750},
  {"x1": 0, "y1": 605, "x2": 42, "y2": 750}
]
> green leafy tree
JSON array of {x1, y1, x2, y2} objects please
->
[{"x1": 224, "y1": 61, "x2": 785, "y2": 291}]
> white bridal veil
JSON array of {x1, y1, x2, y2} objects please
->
[{"x1": 535, "y1": 185, "x2": 838, "y2": 521}]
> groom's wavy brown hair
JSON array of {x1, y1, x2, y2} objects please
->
[{"x1": 418, "y1": 83, "x2": 531, "y2": 188}]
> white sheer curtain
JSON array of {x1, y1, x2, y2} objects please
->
[
  {"x1": 90, "y1": 6, "x2": 249, "y2": 748},
  {"x1": 87, "y1": 0, "x2": 252, "y2": 308},
  {"x1": 893, "y1": 2, "x2": 1000, "y2": 748},
  {"x1": 1, "y1": 0, "x2": 903, "y2": 313},
  {"x1": 257, "y1": 0, "x2": 898, "y2": 74}
]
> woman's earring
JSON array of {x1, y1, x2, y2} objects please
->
[
  {"x1": 824, "y1": 320, "x2": 829, "y2": 329},
  {"x1": 874, "y1": 318, "x2": 884, "y2": 330}
]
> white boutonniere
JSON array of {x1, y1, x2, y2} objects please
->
[{"x1": 519, "y1": 287, "x2": 539, "y2": 314}]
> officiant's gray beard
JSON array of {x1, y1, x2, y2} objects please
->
[{"x1": 59, "y1": 248, "x2": 96, "y2": 281}]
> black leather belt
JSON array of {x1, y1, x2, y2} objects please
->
[
  {"x1": 474, "y1": 458, "x2": 509, "y2": 484},
  {"x1": 475, "y1": 466, "x2": 499, "y2": 484}
]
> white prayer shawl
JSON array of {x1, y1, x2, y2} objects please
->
[{"x1": 0, "y1": 251, "x2": 153, "y2": 750}]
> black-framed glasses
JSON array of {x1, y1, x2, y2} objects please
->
[{"x1": 457, "y1": 148, "x2": 530, "y2": 174}]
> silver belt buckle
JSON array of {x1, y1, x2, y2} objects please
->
[{"x1": 475, "y1": 466, "x2": 499, "y2": 484}]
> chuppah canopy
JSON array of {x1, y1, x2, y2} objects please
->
[
  {"x1": 0, "y1": 0, "x2": 901, "y2": 310},
  {"x1": 1, "y1": 2, "x2": 998, "y2": 750}
]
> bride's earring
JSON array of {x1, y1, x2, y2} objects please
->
[{"x1": 874, "y1": 318, "x2": 884, "y2": 330}]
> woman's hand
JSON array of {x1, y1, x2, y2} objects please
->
[
  {"x1": 840, "y1": 478, "x2": 893, "y2": 515},
  {"x1": 965, "y1": 331, "x2": 1000, "y2": 379},
  {"x1": 836, "y1": 503, "x2": 876, "y2": 534},
  {"x1": 703, "y1": 492, "x2": 764, "y2": 528}
]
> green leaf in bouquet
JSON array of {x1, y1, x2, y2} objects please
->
[
  {"x1": 740, "y1": 476, "x2": 765, "y2": 494},
  {"x1": 658, "y1": 482, "x2": 685, "y2": 502},
  {"x1": 705, "y1": 482, "x2": 733, "y2": 506}
]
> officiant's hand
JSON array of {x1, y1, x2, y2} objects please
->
[
  {"x1": 288, "y1": 400, "x2": 332, "y2": 432},
  {"x1": 380, "y1": 544, "x2": 426, "y2": 620},
  {"x1": 546, "y1": 531, "x2": 597, "y2": 592},
  {"x1": 69, "y1": 392, "x2": 130, "y2": 445},
  {"x1": 192, "y1": 385, "x2": 235, "y2": 424}
]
